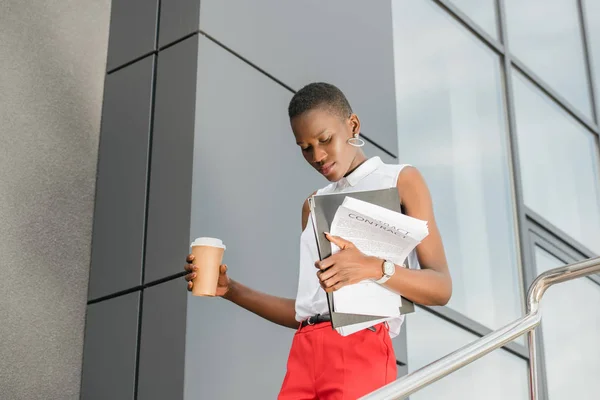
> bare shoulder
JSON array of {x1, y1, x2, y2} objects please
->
[
  {"x1": 395, "y1": 165, "x2": 433, "y2": 212},
  {"x1": 301, "y1": 191, "x2": 318, "y2": 231},
  {"x1": 397, "y1": 165, "x2": 428, "y2": 190},
  {"x1": 396, "y1": 164, "x2": 423, "y2": 184}
]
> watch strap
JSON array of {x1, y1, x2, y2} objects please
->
[{"x1": 375, "y1": 259, "x2": 394, "y2": 284}]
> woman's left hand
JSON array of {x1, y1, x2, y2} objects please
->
[{"x1": 315, "y1": 233, "x2": 383, "y2": 292}]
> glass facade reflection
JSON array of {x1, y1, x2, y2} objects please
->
[
  {"x1": 407, "y1": 308, "x2": 529, "y2": 400},
  {"x1": 504, "y1": 0, "x2": 593, "y2": 118},
  {"x1": 392, "y1": 0, "x2": 521, "y2": 331},
  {"x1": 584, "y1": 0, "x2": 600, "y2": 118},
  {"x1": 392, "y1": 0, "x2": 600, "y2": 398},
  {"x1": 512, "y1": 70, "x2": 600, "y2": 254},
  {"x1": 535, "y1": 247, "x2": 600, "y2": 400},
  {"x1": 449, "y1": 0, "x2": 499, "y2": 39}
]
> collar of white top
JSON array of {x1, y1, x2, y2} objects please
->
[
  {"x1": 335, "y1": 156, "x2": 383, "y2": 189},
  {"x1": 336, "y1": 157, "x2": 383, "y2": 189}
]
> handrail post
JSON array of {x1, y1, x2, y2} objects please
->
[
  {"x1": 528, "y1": 328, "x2": 539, "y2": 400},
  {"x1": 360, "y1": 256, "x2": 600, "y2": 400}
]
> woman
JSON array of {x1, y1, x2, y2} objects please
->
[{"x1": 183, "y1": 82, "x2": 452, "y2": 399}]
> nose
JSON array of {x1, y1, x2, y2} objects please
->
[{"x1": 312, "y1": 146, "x2": 327, "y2": 164}]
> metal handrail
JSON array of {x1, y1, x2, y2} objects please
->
[{"x1": 360, "y1": 256, "x2": 600, "y2": 400}]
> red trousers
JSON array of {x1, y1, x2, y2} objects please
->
[{"x1": 278, "y1": 322, "x2": 397, "y2": 400}]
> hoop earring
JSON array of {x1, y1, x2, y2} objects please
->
[{"x1": 347, "y1": 134, "x2": 365, "y2": 148}]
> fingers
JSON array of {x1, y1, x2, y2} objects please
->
[
  {"x1": 315, "y1": 257, "x2": 335, "y2": 270},
  {"x1": 317, "y1": 266, "x2": 337, "y2": 282},
  {"x1": 184, "y1": 263, "x2": 198, "y2": 273},
  {"x1": 185, "y1": 255, "x2": 196, "y2": 292},
  {"x1": 318, "y1": 273, "x2": 343, "y2": 292},
  {"x1": 324, "y1": 282, "x2": 344, "y2": 293},
  {"x1": 317, "y1": 267, "x2": 342, "y2": 290},
  {"x1": 324, "y1": 232, "x2": 354, "y2": 250},
  {"x1": 184, "y1": 254, "x2": 196, "y2": 273},
  {"x1": 322, "y1": 275, "x2": 342, "y2": 289},
  {"x1": 184, "y1": 272, "x2": 196, "y2": 282},
  {"x1": 185, "y1": 261, "x2": 227, "y2": 293}
]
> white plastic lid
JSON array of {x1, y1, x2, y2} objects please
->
[{"x1": 190, "y1": 237, "x2": 226, "y2": 249}]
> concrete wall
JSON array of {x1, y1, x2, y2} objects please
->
[{"x1": 0, "y1": 1, "x2": 111, "y2": 399}]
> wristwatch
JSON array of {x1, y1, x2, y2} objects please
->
[{"x1": 375, "y1": 259, "x2": 395, "y2": 284}]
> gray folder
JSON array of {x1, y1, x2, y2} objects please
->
[{"x1": 308, "y1": 187, "x2": 415, "y2": 330}]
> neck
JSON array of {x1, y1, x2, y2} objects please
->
[{"x1": 344, "y1": 152, "x2": 368, "y2": 177}]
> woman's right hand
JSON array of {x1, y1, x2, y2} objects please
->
[{"x1": 184, "y1": 254, "x2": 232, "y2": 297}]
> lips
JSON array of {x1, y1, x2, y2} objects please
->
[{"x1": 319, "y1": 162, "x2": 335, "y2": 176}]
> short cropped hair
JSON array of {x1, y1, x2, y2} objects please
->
[{"x1": 288, "y1": 82, "x2": 353, "y2": 120}]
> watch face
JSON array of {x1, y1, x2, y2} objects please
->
[{"x1": 384, "y1": 261, "x2": 395, "y2": 276}]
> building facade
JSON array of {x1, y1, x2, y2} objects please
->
[{"x1": 81, "y1": 0, "x2": 600, "y2": 399}]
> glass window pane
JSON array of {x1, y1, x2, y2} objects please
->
[
  {"x1": 534, "y1": 247, "x2": 600, "y2": 400},
  {"x1": 407, "y1": 308, "x2": 529, "y2": 400},
  {"x1": 449, "y1": 0, "x2": 499, "y2": 40},
  {"x1": 512, "y1": 70, "x2": 600, "y2": 254},
  {"x1": 504, "y1": 0, "x2": 592, "y2": 118},
  {"x1": 392, "y1": 0, "x2": 522, "y2": 330},
  {"x1": 584, "y1": 0, "x2": 600, "y2": 118}
]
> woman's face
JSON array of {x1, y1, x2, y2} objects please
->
[{"x1": 291, "y1": 107, "x2": 363, "y2": 182}]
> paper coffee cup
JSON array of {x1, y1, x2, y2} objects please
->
[{"x1": 190, "y1": 237, "x2": 226, "y2": 297}]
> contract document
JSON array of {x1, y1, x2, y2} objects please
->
[{"x1": 328, "y1": 197, "x2": 429, "y2": 335}]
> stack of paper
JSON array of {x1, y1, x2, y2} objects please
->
[{"x1": 329, "y1": 196, "x2": 429, "y2": 335}]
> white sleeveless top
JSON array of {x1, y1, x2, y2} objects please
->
[{"x1": 294, "y1": 156, "x2": 420, "y2": 338}]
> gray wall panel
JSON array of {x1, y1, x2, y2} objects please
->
[
  {"x1": 80, "y1": 292, "x2": 140, "y2": 400},
  {"x1": 107, "y1": 0, "x2": 159, "y2": 70},
  {"x1": 0, "y1": 1, "x2": 110, "y2": 398},
  {"x1": 137, "y1": 279, "x2": 188, "y2": 400},
  {"x1": 199, "y1": 0, "x2": 399, "y2": 156},
  {"x1": 184, "y1": 36, "x2": 325, "y2": 399},
  {"x1": 159, "y1": 0, "x2": 201, "y2": 48},
  {"x1": 145, "y1": 35, "x2": 198, "y2": 283},
  {"x1": 88, "y1": 56, "x2": 154, "y2": 300}
]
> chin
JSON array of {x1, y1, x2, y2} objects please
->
[{"x1": 327, "y1": 171, "x2": 343, "y2": 182}]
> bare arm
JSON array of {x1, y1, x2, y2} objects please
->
[
  {"x1": 223, "y1": 280, "x2": 297, "y2": 329},
  {"x1": 190, "y1": 195, "x2": 316, "y2": 330},
  {"x1": 185, "y1": 260, "x2": 298, "y2": 329},
  {"x1": 380, "y1": 166, "x2": 452, "y2": 305},
  {"x1": 315, "y1": 168, "x2": 452, "y2": 306}
]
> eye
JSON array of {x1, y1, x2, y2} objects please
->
[
  {"x1": 301, "y1": 145, "x2": 311, "y2": 152},
  {"x1": 319, "y1": 136, "x2": 332, "y2": 144}
]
